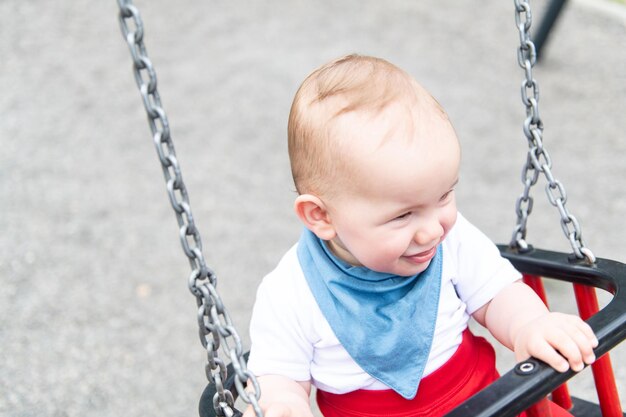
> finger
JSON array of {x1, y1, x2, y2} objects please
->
[
  {"x1": 560, "y1": 316, "x2": 598, "y2": 365},
  {"x1": 514, "y1": 341, "x2": 530, "y2": 363},
  {"x1": 572, "y1": 317, "x2": 599, "y2": 348},
  {"x1": 568, "y1": 324, "x2": 597, "y2": 365},
  {"x1": 525, "y1": 337, "x2": 570, "y2": 373},
  {"x1": 547, "y1": 328, "x2": 589, "y2": 372}
]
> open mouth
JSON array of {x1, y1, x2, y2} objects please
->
[{"x1": 404, "y1": 247, "x2": 436, "y2": 264}]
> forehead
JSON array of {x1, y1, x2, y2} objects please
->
[
  {"x1": 334, "y1": 94, "x2": 457, "y2": 155},
  {"x1": 332, "y1": 102, "x2": 460, "y2": 201}
]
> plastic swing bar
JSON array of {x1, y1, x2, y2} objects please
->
[
  {"x1": 446, "y1": 246, "x2": 626, "y2": 417},
  {"x1": 198, "y1": 247, "x2": 626, "y2": 417}
]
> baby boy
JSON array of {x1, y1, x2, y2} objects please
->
[{"x1": 244, "y1": 54, "x2": 597, "y2": 417}]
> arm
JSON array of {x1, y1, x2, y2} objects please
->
[
  {"x1": 245, "y1": 249, "x2": 318, "y2": 417},
  {"x1": 473, "y1": 280, "x2": 598, "y2": 372},
  {"x1": 243, "y1": 376, "x2": 313, "y2": 417}
]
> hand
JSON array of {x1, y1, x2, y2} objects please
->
[
  {"x1": 242, "y1": 376, "x2": 314, "y2": 417},
  {"x1": 512, "y1": 312, "x2": 598, "y2": 373}
]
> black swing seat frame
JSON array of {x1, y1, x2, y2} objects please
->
[{"x1": 199, "y1": 246, "x2": 626, "y2": 417}]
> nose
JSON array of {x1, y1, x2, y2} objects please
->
[{"x1": 413, "y1": 214, "x2": 444, "y2": 247}]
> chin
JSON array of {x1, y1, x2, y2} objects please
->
[{"x1": 400, "y1": 263, "x2": 431, "y2": 276}]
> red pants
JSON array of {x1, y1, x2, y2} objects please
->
[{"x1": 317, "y1": 330, "x2": 572, "y2": 417}]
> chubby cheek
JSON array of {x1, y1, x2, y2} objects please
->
[
  {"x1": 440, "y1": 206, "x2": 458, "y2": 240},
  {"x1": 375, "y1": 247, "x2": 403, "y2": 267},
  {"x1": 368, "y1": 236, "x2": 413, "y2": 271},
  {"x1": 345, "y1": 236, "x2": 402, "y2": 272}
]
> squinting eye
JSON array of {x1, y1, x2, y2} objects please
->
[
  {"x1": 394, "y1": 212, "x2": 411, "y2": 221},
  {"x1": 440, "y1": 190, "x2": 454, "y2": 202}
]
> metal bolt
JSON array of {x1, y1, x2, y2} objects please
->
[{"x1": 519, "y1": 362, "x2": 535, "y2": 373}]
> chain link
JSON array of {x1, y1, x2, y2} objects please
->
[
  {"x1": 116, "y1": 1, "x2": 263, "y2": 415},
  {"x1": 511, "y1": 0, "x2": 595, "y2": 264}
]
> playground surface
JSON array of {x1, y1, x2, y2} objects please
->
[{"x1": 1, "y1": 0, "x2": 625, "y2": 415}]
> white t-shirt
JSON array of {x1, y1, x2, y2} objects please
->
[{"x1": 247, "y1": 213, "x2": 521, "y2": 394}]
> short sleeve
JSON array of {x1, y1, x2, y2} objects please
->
[
  {"x1": 247, "y1": 247, "x2": 315, "y2": 382},
  {"x1": 447, "y1": 214, "x2": 522, "y2": 314}
]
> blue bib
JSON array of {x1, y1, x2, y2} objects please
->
[{"x1": 297, "y1": 229, "x2": 442, "y2": 399}]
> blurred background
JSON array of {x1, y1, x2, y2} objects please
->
[{"x1": 1, "y1": 0, "x2": 625, "y2": 416}]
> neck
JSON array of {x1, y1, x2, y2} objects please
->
[{"x1": 326, "y1": 237, "x2": 363, "y2": 267}]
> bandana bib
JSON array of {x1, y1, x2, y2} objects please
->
[{"x1": 297, "y1": 229, "x2": 442, "y2": 399}]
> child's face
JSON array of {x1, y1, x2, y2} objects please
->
[{"x1": 324, "y1": 103, "x2": 460, "y2": 277}]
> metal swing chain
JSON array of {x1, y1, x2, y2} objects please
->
[
  {"x1": 116, "y1": 1, "x2": 263, "y2": 416},
  {"x1": 510, "y1": 0, "x2": 596, "y2": 264}
]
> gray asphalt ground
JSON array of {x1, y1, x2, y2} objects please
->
[{"x1": 2, "y1": 1, "x2": 625, "y2": 416}]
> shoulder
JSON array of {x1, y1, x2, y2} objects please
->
[
  {"x1": 248, "y1": 243, "x2": 318, "y2": 380},
  {"x1": 257, "y1": 243, "x2": 308, "y2": 298},
  {"x1": 442, "y1": 212, "x2": 522, "y2": 312},
  {"x1": 253, "y1": 242, "x2": 320, "y2": 324},
  {"x1": 248, "y1": 242, "x2": 324, "y2": 379},
  {"x1": 445, "y1": 212, "x2": 488, "y2": 243},
  {"x1": 442, "y1": 212, "x2": 500, "y2": 262}
]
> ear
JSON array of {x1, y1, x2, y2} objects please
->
[{"x1": 294, "y1": 194, "x2": 337, "y2": 241}]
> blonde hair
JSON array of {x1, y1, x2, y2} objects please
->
[{"x1": 287, "y1": 54, "x2": 441, "y2": 196}]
